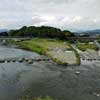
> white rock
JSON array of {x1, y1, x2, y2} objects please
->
[
  {"x1": 75, "y1": 71, "x2": 80, "y2": 75},
  {"x1": 96, "y1": 94, "x2": 100, "y2": 97}
]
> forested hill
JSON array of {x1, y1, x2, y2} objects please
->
[{"x1": 8, "y1": 26, "x2": 75, "y2": 39}]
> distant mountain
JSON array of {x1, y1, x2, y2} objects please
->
[
  {"x1": 0, "y1": 29, "x2": 8, "y2": 33},
  {"x1": 75, "y1": 29, "x2": 100, "y2": 36},
  {"x1": 83, "y1": 29, "x2": 100, "y2": 34}
]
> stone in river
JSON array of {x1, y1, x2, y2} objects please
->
[
  {"x1": 28, "y1": 59, "x2": 33, "y2": 64},
  {"x1": 75, "y1": 71, "x2": 80, "y2": 75}
]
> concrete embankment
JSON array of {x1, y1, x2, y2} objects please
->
[{"x1": 72, "y1": 43, "x2": 100, "y2": 64}]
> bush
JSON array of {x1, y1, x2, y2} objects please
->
[
  {"x1": 19, "y1": 96, "x2": 57, "y2": 100},
  {"x1": 76, "y1": 43, "x2": 99, "y2": 51}
]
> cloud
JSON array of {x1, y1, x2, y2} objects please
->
[
  {"x1": 0, "y1": 0, "x2": 100, "y2": 30},
  {"x1": 31, "y1": 15, "x2": 100, "y2": 30},
  {"x1": 72, "y1": 16, "x2": 83, "y2": 22}
]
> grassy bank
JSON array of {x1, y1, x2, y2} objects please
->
[
  {"x1": 76, "y1": 42, "x2": 99, "y2": 51},
  {"x1": 8, "y1": 38, "x2": 80, "y2": 65}
]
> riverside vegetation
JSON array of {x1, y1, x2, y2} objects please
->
[
  {"x1": 19, "y1": 96, "x2": 56, "y2": 100},
  {"x1": 10, "y1": 38, "x2": 80, "y2": 65},
  {"x1": 76, "y1": 42, "x2": 99, "y2": 51}
]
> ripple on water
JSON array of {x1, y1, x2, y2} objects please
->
[{"x1": 0, "y1": 45, "x2": 100, "y2": 100}]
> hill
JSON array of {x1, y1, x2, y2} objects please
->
[
  {"x1": 8, "y1": 26, "x2": 75, "y2": 39},
  {"x1": 0, "y1": 29, "x2": 8, "y2": 33}
]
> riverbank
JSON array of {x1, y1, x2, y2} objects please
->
[
  {"x1": 19, "y1": 96, "x2": 55, "y2": 100},
  {"x1": 8, "y1": 38, "x2": 80, "y2": 65},
  {"x1": 76, "y1": 42, "x2": 99, "y2": 51}
]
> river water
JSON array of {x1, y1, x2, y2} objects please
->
[{"x1": 0, "y1": 45, "x2": 100, "y2": 100}]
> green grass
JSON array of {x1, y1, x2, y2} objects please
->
[
  {"x1": 98, "y1": 39, "x2": 100, "y2": 43},
  {"x1": 18, "y1": 41, "x2": 45, "y2": 55},
  {"x1": 19, "y1": 96, "x2": 57, "y2": 100},
  {"x1": 8, "y1": 38, "x2": 80, "y2": 65},
  {"x1": 76, "y1": 42, "x2": 99, "y2": 51},
  {"x1": 16, "y1": 38, "x2": 69, "y2": 54},
  {"x1": 17, "y1": 38, "x2": 72, "y2": 65}
]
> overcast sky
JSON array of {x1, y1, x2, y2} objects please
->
[{"x1": 0, "y1": 0, "x2": 100, "y2": 31}]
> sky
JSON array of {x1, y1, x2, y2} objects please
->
[{"x1": 0, "y1": 0, "x2": 100, "y2": 31}]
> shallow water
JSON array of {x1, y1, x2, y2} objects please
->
[{"x1": 0, "y1": 45, "x2": 100, "y2": 100}]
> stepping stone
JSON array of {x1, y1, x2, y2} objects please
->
[
  {"x1": 27, "y1": 59, "x2": 33, "y2": 64},
  {"x1": 18, "y1": 59, "x2": 24, "y2": 63},
  {"x1": 75, "y1": 71, "x2": 80, "y2": 75},
  {"x1": 0, "y1": 60, "x2": 5, "y2": 63}
]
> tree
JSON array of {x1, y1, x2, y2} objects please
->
[{"x1": 8, "y1": 26, "x2": 75, "y2": 39}]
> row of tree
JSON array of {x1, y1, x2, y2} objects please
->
[{"x1": 0, "y1": 26, "x2": 75, "y2": 39}]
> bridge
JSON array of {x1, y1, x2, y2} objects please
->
[
  {"x1": 66, "y1": 37, "x2": 100, "y2": 40},
  {"x1": 0, "y1": 37, "x2": 100, "y2": 43},
  {"x1": 0, "y1": 37, "x2": 32, "y2": 40},
  {"x1": 0, "y1": 36, "x2": 99, "y2": 40}
]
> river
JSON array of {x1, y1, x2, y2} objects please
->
[{"x1": 0, "y1": 45, "x2": 100, "y2": 100}]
